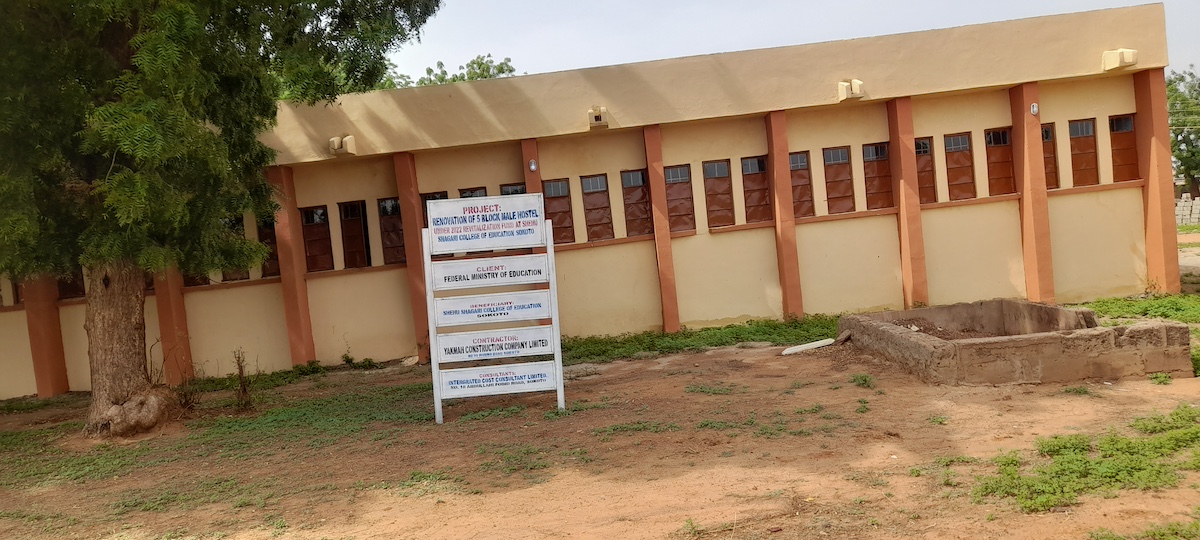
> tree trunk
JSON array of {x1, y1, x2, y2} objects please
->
[
  {"x1": 1189, "y1": 175, "x2": 1199, "y2": 199},
  {"x1": 83, "y1": 260, "x2": 174, "y2": 436}
]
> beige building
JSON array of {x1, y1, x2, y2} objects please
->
[{"x1": 0, "y1": 4, "x2": 1179, "y2": 400}]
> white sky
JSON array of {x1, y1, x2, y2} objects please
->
[{"x1": 388, "y1": 1, "x2": 1198, "y2": 80}]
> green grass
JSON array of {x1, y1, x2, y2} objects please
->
[
  {"x1": 0, "y1": 394, "x2": 87, "y2": 415},
  {"x1": 1150, "y1": 372, "x2": 1174, "y2": 385},
  {"x1": 974, "y1": 405, "x2": 1200, "y2": 512},
  {"x1": 1086, "y1": 295, "x2": 1200, "y2": 324},
  {"x1": 542, "y1": 399, "x2": 609, "y2": 420},
  {"x1": 0, "y1": 422, "x2": 162, "y2": 487},
  {"x1": 1064, "y1": 386, "x2": 1094, "y2": 396},
  {"x1": 1090, "y1": 508, "x2": 1200, "y2": 539},
  {"x1": 1181, "y1": 242, "x2": 1200, "y2": 249},
  {"x1": 560, "y1": 315, "x2": 839, "y2": 364},
  {"x1": 394, "y1": 470, "x2": 466, "y2": 497},
  {"x1": 111, "y1": 477, "x2": 274, "y2": 515},
  {"x1": 684, "y1": 384, "x2": 735, "y2": 395},
  {"x1": 477, "y1": 444, "x2": 550, "y2": 474},
  {"x1": 795, "y1": 404, "x2": 825, "y2": 415},
  {"x1": 696, "y1": 419, "x2": 740, "y2": 431},
  {"x1": 928, "y1": 415, "x2": 949, "y2": 425},
  {"x1": 591, "y1": 421, "x2": 681, "y2": 436},
  {"x1": 850, "y1": 374, "x2": 875, "y2": 389},
  {"x1": 457, "y1": 405, "x2": 525, "y2": 422},
  {"x1": 183, "y1": 362, "x2": 325, "y2": 394},
  {"x1": 1179, "y1": 224, "x2": 1200, "y2": 235}
]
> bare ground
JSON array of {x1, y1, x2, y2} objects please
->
[{"x1": 2, "y1": 344, "x2": 1200, "y2": 540}]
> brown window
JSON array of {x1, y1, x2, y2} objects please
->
[
  {"x1": 1069, "y1": 119, "x2": 1099, "y2": 186},
  {"x1": 460, "y1": 186, "x2": 487, "y2": 198},
  {"x1": 702, "y1": 160, "x2": 734, "y2": 228},
  {"x1": 580, "y1": 174, "x2": 615, "y2": 242},
  {"x1": 1042, "y1": 124, "x2": 1059, "y2": 189},
  {"x1": 944, "y1": 133, "x2": 976, "y2": 200},
  {"x1": 500, "y1": 183, "x2": 527, "y2": 195},
  {"x1": 862, "y1": 143, "x2": 893, "y2": 209},
  {"x1": 257, "y1": 219, "x2": 280, "y2": 277},
  {"x1": 620, "y1": 170, "x2": 653, "y2": 237},
  {"x1": 740, "y1": 156, "x2": 772, "y2": 223},
  {"x1": 543, "y1": 179, "x2": 574, "y2": 244},
  {"x1": 822, "y1": 147, "x2": 855, "y2": 214},
  {"x1": 222, "y1": 216, "x2": 250, "y2": 282},
  {"x1": 183, "y1": 273, "x2": 210, "y2": 287},
  {"x1": 337, "y1": 201, "x2": 371, "y2": 269},
  {"x1": 420, "y1": 191, "x2": 448, "y2": 227},
  {"x1": 378, "y1": 198, "x2": 405, "y2": 265},
  {"x1": 664, "y1": 165, "x2": 696, "y2": 232},
  {"x1": 300, "y1": 205, "x2": 334, "y2": 272},
  {"x1": 984, "y1": 128, "x2": 1016, "y2": 195},
  {"x1": 1109, "y1": 115, "x2": 1138, "y2": 182},
  {"x1": 914, "y1": 138, "x2": 937, "y2": 203},
  {"x1": 58, "y1": 268, "x2": 86, "y2": 299},
  {"x1": 789, "y1": 152, "x2": 815, "y2": 218}
]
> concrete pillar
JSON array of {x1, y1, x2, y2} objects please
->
[
  {"x1": 643, "y1": 126, "x2": 681, "y2": 332},
  {"x1": 266, "y1": 166, "x2": 317, "y2": 365},
  {"x1": 1134, "y1": 68, "x2": 1182, "y2": 293},
  {"x1": 1009, "y1": 82, "x2": 1056, "y2": 303},
  {"x1": 24, "y1": 276, "x2": 69, "y2": 397},
  {"x1": 887, "y1": 98, "x2": 930, "y2": 308},
  {"x1": 393, "y1": 152, "x2": 431, "y2": 363},
  {"x1": 764, "y1": 111, "x2": 804, "y2": 318},
  {"x1": 153, "y1": 266, "x2": 194, "y2": 385}
]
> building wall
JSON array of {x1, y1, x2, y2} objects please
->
[
  {"x1": 795, "y1": 215, "x2": 904, "y2": 314},
  {"x1": 661, "y1": 116, "x2": 767, "y2": 229},
  {"x1": 414, "y1": 142, "x2": 524, "y2": 197},
  {"x1": 0, "y1": 310, "x2": 36, "y2": 399},
  {"x1": 675, "y1": 228, "x2": 783, "y2": 327},
  {"x1": 922, "y1": 200, "x2": 1027, "y2": 305},
  {"x1": 184, "y1": 284, "x2": 292, "y2": 377},
  {"x1": 292, "y1": 155, "x2": 399, "y2": 271},
  {"x1": 554, "y1": 240, "x2": 662, "y2": 335},
  {"x1": 785, "y1": 103, "x2": 890, "y2": 215},
  {"x1": 308, "y1": 268, "x2": 418, "y2": 362},
  {"x1": 911, "y1": 89, "x2": 1012, "y2": 201},
  {"x1": 1039, "y1": 75, "x2": 1138, "y2": 188},
  {"x1": 1048, "y1": 186, "x2": 1147, "y2": 303},
  {"x1": 60, "y1": 303, "x2": 88, "y2": 391},
  {"x1": 538, "y1": 129, "x2": 646, "y2": 240}
]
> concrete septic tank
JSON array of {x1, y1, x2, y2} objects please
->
[{"x1": 838, "y1": 299, "x2": 1193, "y2": 385}]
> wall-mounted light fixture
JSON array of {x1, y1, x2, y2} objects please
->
[
  {"x1": 1102, "y1": 48, "x2": 1138, "y2": 71},
  {"x1": 837, "y1": 79, "x2": 865, "y2": 102},
  {"x1": 528, "y1": 159, "x2": 538, "y2": 172},
  {"x1": 1030, "y1": 103, "x2": 1039, "y2": 116},
  {"x1": 328, "y1": 135, "x2": 357, "y2": 156}
]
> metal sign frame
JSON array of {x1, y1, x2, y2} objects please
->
[{"x1": 422, "y1": 193, "x2": 565, "y2": 424}]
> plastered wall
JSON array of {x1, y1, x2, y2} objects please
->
[
  {"x1": 911, "y1": 90, "x2": 1012, "y2": 202},
  {"x1": 537, "y1": 129, "x2": 647, "y2": 240},
  {"x1": 414, "y1": 142, "x2": 524, "y2": 198},
  {"x1": 307, "y1": 268, "x2": 418, "y2": 363},
  {"x1": 1048, "y1": 187, "x2": 1147, "y2": 303},
  {"x1": 661, "y1": 116, "x2": 767, "y2": 229},
  {"x1": 921, "y1": 200, "x2": 1027, "y2": 305},
  {"x1": 60, "y1": 303, "x2": 88, "y2": 391},
  {"x1": 184, "y1": 283, "x2": 292, "y2": 377},
  {"x1": 1039, "y1": 75, "x2": 1138, "y2": 188},
  {"x1": 785, "y1": 103, "x2": 890, "y2": 215},
  {"x1": 674, "y1": 228, "x2": 782, "y2": 327},
  {"x1": 0, "y1": 311, "x2": 36, "y2": 399},
  {"x1": 292, "y1": 156, "x2": 399, "y2": 271},
  {"x1": 796, "y1": 215, "x2": 904, "y2": 314},
  {"x1": 554, "y1": 240, "x2": 662, "y2": 336}
]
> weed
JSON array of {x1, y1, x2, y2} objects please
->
[
  {"x1": 986, "y1": 513, "x2": 996, "y2": 522},
  {"x1": 458, "y1": 405, "x2": 525, "y2": 422},
  {"x1": 1064, "y1": 386, "x2": 1093, "y2": 396},
  {"x1": 560, "y1": 448, "x2": 594, "y2": 463},
  {"x1": 680, "y1": 517, "x2": 703, "y2": 538},
  {"x1": 1087, "y1": 295, "x2": 1200, "y2": 324},
  {"x1": 696, "y1": 419, "x2": 740, "y2": 431},
  {"x1": 909, "y1": 468, "x2": 922, "y2": 477},
  {"x1": 753, "y1": 419, "x2": 810, "y2": 438},
  {"x1": 684, "y1": 384, "x2": 735, "y2": 395},
  {"x1": 829, "y1": 385, "x2": 842, "y2": 390},
  {"x1": 1150, "y1": 372, "x2": 1173, "y2": 385},
  {"x1": 395, "y1": 470, "x2": 466, "y2": 497},
  {"x1": 928, "y1": 415, "x2": 949, "y2": 425},
  {"x1": 341, "y1": 353, "x2": 355, "y2": 365},
  {"x1": 232, "y1": 349, "x2": 253, "y2": 411},
  {"x1": 543, "y1": 399, "x2": 610, "y2": 420},
  {"x1": 850, "y1": 374, "x2": 875, "y2": 389},
  {"x1": 820, "y1": 413, "x2": 842, "y2": 420},
  {"x1": 795, "y1": 404, "x2": 825, "y2": 415},
  {"x1": 561, "y1": 316, "x2": 838, "y2": 365},
  {"x1": 356, "y1": 358, "x2": 378, "y2": 370},
  {"x1": 856, "y1": 399, "x2": 870, "y2": 414},
  {"x1": 935, "y1": 455, "x2": 979, "y2": 467},
  {"x1": 592, "y1": 422, "x2": 680, "y2": 436},
  {"x1": 1180, "y1": 224, "x2": 1200, "y2": 235},
  {"x1": 478, "y1": 444, "x2": 549, "y2": 474},
  {"x1": 790, "y1": 381, "x2": 812, "y2": 389}
]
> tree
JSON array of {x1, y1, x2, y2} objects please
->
[
  {"x1": 1169, "y1": 67, "x2": 1200, "y2": 197},
  {"x1": 377, "y1": 54, "x2": 517, "y2": 89},
  {"x1": 0, "y1": 0, "x2": 440, "y2": 436}
]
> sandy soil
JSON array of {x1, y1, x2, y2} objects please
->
[{"x1": 2, "y1": 344, "x2": 1200, "y2": 540}]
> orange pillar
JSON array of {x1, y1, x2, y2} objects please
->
[
  {"x1": 393, "y1": 152, "x2": 431, "y2": 363},
  {"x1": 764, "y1": 111, "x2": 804, "y2": 318},
  {"x1": 153, "y1": 267, "x2": 194, "y2": 384},
  {"x1": 266, "y1": 166, "x2": 317, "y2": 365},
  {"x1": 24, "y1": 276, "x2": 69, "y2": 397},
  {"x1": 886, "y1": 98, "x2": 930, "y2": 308},
  {"x1": 1134, "y1": 68, "x2": 1181, "y2": 294},
  {"x1": 1009, "y1": 83, "x2": 1056, "y2": 303},
  {"x1": 643, "y1": 126, "x2": 681, "y2": 333}
]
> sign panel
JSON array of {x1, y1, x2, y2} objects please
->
[
  {"x1": 439, "y1": 361, "x2": 558, "y2": 399},
  {"x1": 426, "y1": 194, "x2": 546, "y2": 255},
  {"x1": 433, "y1": 290, "x2": 552, "y2": 327},
  {"x1": 431, "y1": 254, "x2": 550, "y2": 291},
  {"x1": 437, "y1": 325, "x2": 555, "y2": 363}
]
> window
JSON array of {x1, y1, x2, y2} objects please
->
[
  {"x1": 702, "y1": 160, "x2": 734, "y2": 228},
  {"x1": 915, "y1": 137, "x2": 937, "y2": 203},
  {"x1": 580, "y1": 174, "x2": 615, "y2": 241},
  {"x1": 984, "y1": 128, "x2": 1016, "y2": 195},
  {"x1": 337, "y1": 201, "x2": 371, "y2": 269},
  {"x1": 1068, "y1": 119, "x2": 1099, "y2": 186},
  {"x1": 257, "y1": 219, "x2": 280, "y2": 277},
  {"x1": 943, "y1": 133, "x2": 975, "y2": 200},
  {"x1": 862, "y1": 143, "x2": 893, "y2": 210},
  {"x1": 11, "y1": 281, "x2": 21, "y2": 305},
  {"x1": 222, "y1": 215, "x2": 250, "y2": 282},
  {"x1": 500, "y1": 183, "x2": 526, "y2": 195},
  {"x1": 300, "y1": 205, "x2": 334, "y2": 272},
  {"x1": 58, "y1": 268, "x2": 86, "y2": 299},
  {"x1": 620, "y1": 170, "x2": 653, "y2": 237},
  {"x1": 740, "y1": 156, "x2": 772, "y2": 223},
  {"x1": 1109, "y1": 114, "x2": 1138, "y2": 182},
  {"x1": 183, "y1": 274, "x2": 210, "y2": 287},
  {"x1": 664, "y1": 165, "x2": 696, "y2": 232},
  {"x1": 1042, "y1": 124, "x2": 1059, "y2": 189},
  {"x1": 543, "y1": 179, "x2": 574, "y2": 244},
  {"x1": 789, "y1": 152, "x2": 815, "y2": 218},
  {"x1": 822, "y1": 146, "x2": 855, "y2": 214},
  {"x1": 420, "y1": 191, "x2": 448, "y2": 227},
  {"x1": 378, "y1": 198, "x2": 405, "y2": 265},
  {"x1": 460, "y1": 187, "x2": 487, "y2": 198}
]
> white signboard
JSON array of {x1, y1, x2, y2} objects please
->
[
  {"x1": 431, "y1": 254, "x2": 550, "y2": 291},
  {"x1": 437, "y1": 325, "x2": 555, "y2": 363},
  {"x1": 426, "y1": 194, "x2": 546, "y2": 254},
  {"x1": 439, "y1": 361, "x2": 558, "y2": 399},
  {"x1": 433, "y1": 290, "x2": 552, "y2": 327}
]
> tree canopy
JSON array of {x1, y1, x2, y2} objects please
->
[
  {"x1": 1169, "y1": 67, "x2": 1200, "y2": 195},
  {"x1": 378, "y1": 54, "x2": 518, "y2": 89}
]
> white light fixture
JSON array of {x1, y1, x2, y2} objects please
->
[
  {"x1": 528, "y1": 159, "x2": 538, "y2": 172},
  {"x1": 1030, "y1": 103, "x2": 1039, "y2": 116}
]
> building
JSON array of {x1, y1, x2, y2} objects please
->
[{"x1": 0, "y1": 4, "x2": 1179, "y2": 400}]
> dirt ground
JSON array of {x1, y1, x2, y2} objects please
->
[
  {"x1": 890, "y1": 317, "x2": 998, "y2": 340},
  {"x1": 3, "y1": 344, "x2": 1200, "y2": 540}
]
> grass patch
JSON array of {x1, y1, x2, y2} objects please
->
[
  {"x1": 0, "y1": 394, "x2": 87, "y2": 415},
  {"x1": 795, "y1": 404, "x2": 825, "y2": 415},
  {"x1": 458, "y1": 405, "x2": 525, "y2": 422},
  {"x1": 696, "y1": 419, "x2": 740, "y2": 431},
  {"x1": 561, "y1": 315, "x2": 838, "y2": 364},
  {"x1": 1086, "y1": 295, "x2": 1200, "y2": 324},
  {"x1": 394, "y1": 470, "x2": 466, "y2": 497},
  {"x1": 1090, "y1": 508, "x2": 1200, "y2": 539},
  {"x1": 850, "y1": 374, "x2": 875, "y2": 389},
  {"x1": 1150, "y1": 372, "x2": 1173, "y2": 385},
  {"x1": 928, "y1": 415, "x2": 949, "y2": 425},
  {"x1": 856, "y1": 399, "x2": 870, "y2": 414},
  {"x1": 974, "y1": 405, "x2": 1200, "y2": 512},
  {"x1": 0, "y1": 422, "x2": 162, "y2": 487},
  {"x1": 542, "y1": 399, "x2": 609, "y2": 420},
  {"x1": 183, "y1": 362, "x2": 325, "y2": 394},
  {"x1": 592, "y1": 421, "x2": 681, "y2": 436},
  {"x1": 111, "y1": 477, "x2": 274, "y2": 515},
  {"x1": 684, "y1": 384, "x2": 735, "y2": 395},
  {"x1": 1064, "y1": 386, "x2": 1094, "y2": 396},
  {"x1": 1180, "y1": 224, "x2": 1200, "y2": 235},
  {"x1": 478, "y1": 444, "x2": 549, "y2": 474}
]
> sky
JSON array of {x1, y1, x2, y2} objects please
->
[{"x1": 388, "y1": 1, "x2": 1199, "y2": 80}]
